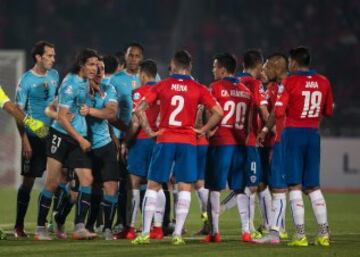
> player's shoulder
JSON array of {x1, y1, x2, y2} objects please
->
[
  {"x1": 313, "y1": 73, "x2": 331, "y2": 85},
  {"x1": 237, "y1": 82, "x2": 252, "y2": 93},
  {"x1": 209, "y1": 80, "x2": 223, "y2": 89},
  {"x1": 19, "y1": 70, "x2": 35, "y2": 84},
  {"x1": 48, "y1": 69, "x2": 59, "y2": 78}
]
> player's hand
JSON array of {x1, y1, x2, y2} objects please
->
[
  {"x1": 147, "y1": 130, "x2": 160, "y2": 138},
  {"x1": 80, "y1": 105, "x2": 90, "y2": 116},
  {"x1": 256, "y1": 131, "x2": 267, "y2": 147},
  {"x1": 22, "y1": 136, "x2": 32, "y2": 160},
  {"x1": 206, "y1": 127, "x2": 218, "y2": 138},
  {"x1": 193, "y1": 128, "x2": 206, "y2": 135},
  {"x1": 120, "y1": 143, "x2": 128, "y2": 161},
  {"x1": 79, "y1": 137, "x2": 91, "y2": 152}
]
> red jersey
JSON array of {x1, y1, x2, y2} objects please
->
[
  {"x1": 133, "y1": 81, "x2": 160, "y2": 139},
  {"x1": 238, "y1": 73, "x2": 268, "y2": 146},
  {"x1": 275, "y1": 70, "x2": 334, "y2": 128},
  {"x1": 209, "y1": 77, "x2": 252, "y2": 146},
  {"x1": 266, "y1": 82, "x2": 285, "y2": 143},
  {"x1": 144, "y1": 74, "x2": 217, "y2": 145}
]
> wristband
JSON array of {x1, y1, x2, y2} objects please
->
[{"x1": 261, "y1": 127, "x2": 269, "y2": 133}]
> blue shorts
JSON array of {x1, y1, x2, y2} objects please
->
[
  {"x1": 128, "y1": 138, "x2": 156, "y2": 178},
  {"x1": 282, "y1": 128, "x2": 320, "y2": 188},
  {"x1": 148, "y1": 143, "x2": 197, "y2": 183},
  {"x1": 205, "y1": 145, "x2": 247, "y2": 191},
  {"x1": 259, "y1": 146, "x2": 271, "y2": 185},
  {"x1": 197, "y1": 145, "x2": 208, "y2": 181},
  {"x1": 269, "y1": 142, "x2": 287, "y2": 189},
  {"x1": 246, "y1": 146, "x2": 262, "y2": 187}
]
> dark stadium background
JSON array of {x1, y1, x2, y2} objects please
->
[{"x1": 0, "y1": 0, "x2": 359, "y2": 135}]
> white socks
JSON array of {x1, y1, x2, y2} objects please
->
[
  {"x1": 196, "y1": 187, "x2": 209, "y2": 213},
  {"x1": 309, "y1": 189, "x2": 329, "y2": 235},
  {"x1": 209, "y1": 191, "x2": 220, "y2": 234},
  {"x1": 245, "y1": 188, "x2": 256, "y2": 231},
  {"x1": 289, "y1": 190, "x2": 305, "y2": 235},
  {"x1": 259, "y1": 187, "x2": 272, "y2": 230},
  {"x1": 270, "y1": 193, "x2": 286, "y2": 232},
  {"x1": 141, "y1": 189, "x2": 158, "y2": 235},
  {"x1": 173, "y1": 191, "x2": 191, "y2": 236},
  {"x1": 129, "y1": 189, "x2": 140, "y2": 227},
  {"x1": 236, "y1": 193, "x2": 250, "y2": 233},
  {"x1": 154, "y1": 189, "x2": 166, "y2": 227},
  {"x1": 221, "y1": 191, "x2": 237, "y2": 211}
]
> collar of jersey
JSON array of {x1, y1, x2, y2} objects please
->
[
  {"x1": 223, "y1": 76, "x2": 239, "y2": 83},
  {"x1": 145, "y1": 81, "x2": 157, "y2": 86},
  {"x1": 237, "y1": 72, "x2": 252, "y2": 78},
  {"x1": 289, "y1": 69, "x2": 316, "y2": 76},
  {"x1": 170, "y1": 74, "x2": 192, "y2": 80},
  {"x1": 74, "y1": 74, "x2": 87, "y2": 83}
]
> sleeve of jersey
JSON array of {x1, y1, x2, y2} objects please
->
[
  {"x1": 58, "y1": 84, "x2": 75, "y2": 109},
  {"x1": 15, "y1": 78, "x2": 29, "y2": 108},
  {"x1": 143, "y1": 84, "x2": 159, "y2": 105},
  {"x1": 132, "y1": 89, "x2": 143, "y2": 111},
  {"x1": 200, "y1": 86, "x2": 217, "y2": 109},
  {"x1": 105, "y1": 85, "x2": 118, "y2": 105},
  {"x1": 274, "y1": 90, "x2": 288, "y2": 118},
  {"x1": 254, "y1": 82, "x2": 268, "y2": 107},
  {"x1": 322, "y1": 84, "x2": 334, "y2": 117}
]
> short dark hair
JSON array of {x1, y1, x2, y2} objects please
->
[
  {"x1": 173, "y1": 50, "x2": 192, "y2": 69},
  {"x1": 267, "y1": 52, "x2": 288, "y2": 67},
  {"x1": 214, "y1": 53, "x2": 237, "y2": 74},
  {"x1": 243, "y1": 49, "x2": 263, "y2": 69},
  {"x1": 139, "y1": 59, "x2": 157, "y2": 78},
  {"x1": 115, "y1": 51, "x2": 126, "y2": 67},
  {"x1": 289, "y1": 46, "x2": 311, "y2": 67},
  {"x1": 126, "y1": 42, "x2": 144, "y2": 54},
  {"x1": 31, "y1": 40, "x2": 55, "y2": 63},
  {"x1": 70, "y1": 48, "x2": 99, "y2": 74},
  {"x1": 103, "y1": 55, "x2": 119, "y2": 74}
]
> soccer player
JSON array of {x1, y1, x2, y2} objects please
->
[
  {"x1": 253, "y1": 52, "x2": 289, "y2": 244},
  {"x1": 132, "y1": 50, "x2": 223, "y2": 245},
  {"x1": 34, "y1": 48, "x2": 99, "y2": 240},
  {"x1": 123, "y1": 59, "x2": 162, "y2": 240},
  {"x1": 238, "y1": 49, "x2": 271, "y2": 238},
  {"x1": 115, "y1": 51, "x2": 126, "y2": 72},
  {"x1": 13, "y1": 41, "x2": 59, "y2": 238},
  {"x1": 0, "y1": 86, "x2": 49, "y2": 138},
  {"x1": 80, "y1": 59, "x2": 119, "y2": 240},
  {"x1": 204, "y1": 53, "x2": 253, "y2": 243},
  {"x1": 259, "y1": 47, "x2": 333, "y2": 247}
]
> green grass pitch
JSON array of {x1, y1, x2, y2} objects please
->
[{"x1": 0, "y1": 187, "x2": 359, "y2": 257}]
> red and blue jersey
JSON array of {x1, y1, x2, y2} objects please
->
[
  {"x1": 238, "y1": 72, "x2": 267, "y2": 146},
  {"x1": 275, "y1": 70, "x2": 334, "y2": 128},
  {"x1": 143, "y1": 74, "x2": 217, "y2": 145},
  {"x1": 209, "y1": 77, "x2": 252, "y2": 146},
  {"x1": 133, "y1": 81, "x2": 160, "y2": 139}
]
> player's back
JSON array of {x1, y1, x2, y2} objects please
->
[
  {"x1": 283, "y1": 70, "x2": 333, "y2": 128},
  {"x1": 149, "y1": 74, "x2": 214, "y2": 145},
  {"x1": 133, "y1": 81, "x2": 160, "y2": 139},
  {"x1": 210, "y1": 77, "x2": 252, "y2": 145}
]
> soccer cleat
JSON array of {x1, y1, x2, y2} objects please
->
[
  {"x1": 288, "y1": 234, "x2": 309, "y2": 247},
  {"x1": 279, "y1": 231, "x2": 289, "y2": 240},
  {"x1": 54, "y1": 224, "x2": 67, "y2": 240},
  {"x1": 314, "y1": 234, "x2": 330, "y2": 247},
  {"x1": 250, "y1": 230, "x2": 263, "y2": 240},
  {"x1": 113, "y1": 226, "x2": 128, "y2": 240},
  {"x1": 126, "y1": 226, "x2": 136, "y2": 240},
  {"x1": 0, "y1": 86, "x2": 10, "y2": 109},
  {"x1": 202, "y1": 233, "x2": 221, "y2": 243},
  {"x1": 252, "y1": 233, "x2": 280, "y2": 245},
  {"x1": 150, "y1": 226, "x2": 164, "y2": 240},
  {"x1": 24, "y1": 116, "x2": 49, "y2": 138},
  {"x1": 14, "y1": 226, "x2": 29, "y2": 238},
  {"x1": 201, "y1": 212, "x2": 208, "y2": 222},
  {"x1": 0, "y1": 228, "x2": 7, "y2": 240},
  {"x1": 131, "y1": 234, "x2": 150, "y2": 245},
  {"x1": 34, "y1": 226, "x2": 52, "y2": 240},
  {"x1": 72, "y1": 228, "x2": 97, "y2": 240},
  {"x1": 171, "y1": 235, "x2": 185, "y2": 245},
  {"x1": 103, "y1": 228, "x2": 115, "y2": 240},
  {"x1": 242, "y1": 232, "x2": 252, "y2": 242}
]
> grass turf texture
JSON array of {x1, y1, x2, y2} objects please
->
[{"x1": 0, "y1": 187, "x2": 359, "y2": 257}]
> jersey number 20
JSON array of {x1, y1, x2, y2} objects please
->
[{"x1": 221, "y1": 101, "x2": 247, "y2": 129}]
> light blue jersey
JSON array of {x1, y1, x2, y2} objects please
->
[
  {"x1": 15, "y1": 69, "x2": 59, "y2": 135},
  {"x1": 87, "y1": 82, "x2": 118, "y2": 149},
  {"x1": 52, "y1": 73, "x2": 90, "y2": 137}
]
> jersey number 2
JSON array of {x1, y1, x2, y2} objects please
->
[{"x1": 169, "y1": 95, "x2": 184, "y2": 126}]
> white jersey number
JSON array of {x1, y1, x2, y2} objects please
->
[
  {"x1": 301, "y1": 91, "x2": 322, "y2": 118},
  {"x1": 169, "y1": 95, "x2": 184, "y2": 126},
  {"x1": 221, "y1": 101, "x2": 247, "y2": 129}
]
